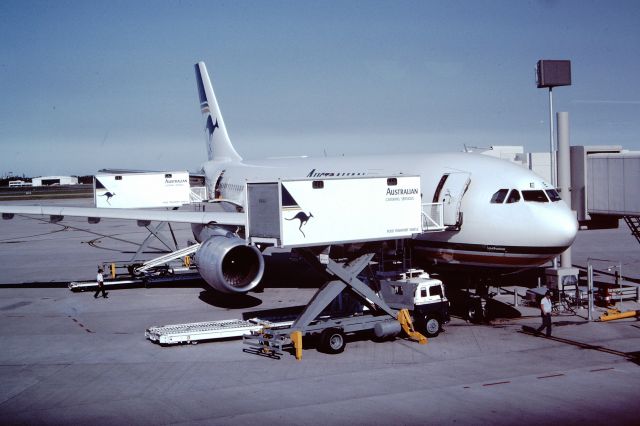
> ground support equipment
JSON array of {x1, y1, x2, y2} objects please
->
[
  {"x1": 599, "y1": 308, "x2": 639, "y2": 322},
  {"x1": 145, "y1": 318, "x2": 293, "y2": 346},
  {"x1": 242, "y1": 253, "x2": 427, "y2": 360},
  {"x1": 69, "y1": 244, "x2": 201, "y2": 291},
  {"x1": 68, "y1": 268, "x2": 200, "y2": 291}
]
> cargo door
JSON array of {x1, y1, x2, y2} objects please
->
[
  {"x1": 432, "y1": 172, "x2": 470, "y2": 228},
  {"x1": 247, "y1": 183, "x2": 280, "y2": 240}
]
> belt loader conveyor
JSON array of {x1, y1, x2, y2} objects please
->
[
  {"x1": 69, "y1": 244, "x2": 201, "y2": 292},
  {"x1": 145, "y1": 318, "x2": 294, "y2": 346},
  {"x1": 68, "y1": 268, "x2": 200, "y2": 291}
]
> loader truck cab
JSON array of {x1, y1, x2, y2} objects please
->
[{"x1": 378, "y1": 269, "x2": 450, "y2": 337}]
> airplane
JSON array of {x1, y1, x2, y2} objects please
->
[{"x1": 0, "y1": 61, "x2": 578, "y2": 296}]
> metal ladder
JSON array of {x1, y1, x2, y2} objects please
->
[
  {"x1": 623, "y1": 216, "x2": 640, "y2": 244},
  {"x1": 135, "y1": 243, "x2": 201, "y2": 274}
]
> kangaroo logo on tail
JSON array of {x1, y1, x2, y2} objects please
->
[
  {"x1": 286, "y1": 212, "x2": 314, "y2": 237},
  {"x1": 207, "y1": 117, "x2": 219, "y2": 135}
]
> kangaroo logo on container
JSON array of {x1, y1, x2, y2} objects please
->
[
  {"x1": 282, "y1": 184, "x2": 314, "y2": 238},
  {"x1": 285, "y1": 211, "x2": 314, "y2": 238},
  {"x1": 100, "y1": 191, "x2": 116, "y2": 205},
  {"x1": 95, "y1": 177, "x2": 117, "y2": 205}
]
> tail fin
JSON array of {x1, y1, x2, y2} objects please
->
[{"x1": 195, "y1": 62, "x2": 242, "y2": 162}]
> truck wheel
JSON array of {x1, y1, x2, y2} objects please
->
[
  {"x1": 319, "y1": 328, "x2": 346, "y2": 354},
  {"x1": 424, "y1": 317, "x2": 440, "y2": 337}
]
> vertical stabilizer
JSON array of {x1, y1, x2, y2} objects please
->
[{"x1": 195, "y1": 62, "x2": 242, "y2": 162}]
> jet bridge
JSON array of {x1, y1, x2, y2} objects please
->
[{"x1": 571, "y1": 146, "x2": 640, "y2": 243}]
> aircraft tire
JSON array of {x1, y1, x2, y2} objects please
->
[{"x1": 467, "y1": 298, "x2": 485, "y2": 323}]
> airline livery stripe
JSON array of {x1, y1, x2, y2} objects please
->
[
  {"x1": 195, "y1": 64, "x2": 207, "y2": 104},
  {"x1": 416, "y1": 249, "x2": 552, "y2": 267},
  {"x1": 412, "y1": 240, "x2": 569, "y2": 255}
]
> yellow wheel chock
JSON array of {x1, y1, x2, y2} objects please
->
[
  {"x1": 599, "y1": 308, "x2": 638, "y2": 321},
  {"x1": 290, "y1": 330, "x2": 303, "y2": 361},
  {"x1": 398, "y1": 309, "x2": 428, "y2": 345}
]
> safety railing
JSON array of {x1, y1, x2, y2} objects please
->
[
  {"x1": 190, "y1": 187, "x2": 208, "y2": 203},
  {"x1": 421, "y1": 202, "x2": 445, "y2": 232}
]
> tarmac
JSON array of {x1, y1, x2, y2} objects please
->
[{"x1": 1, "y1": 198, "x2": 639, "y2": 425}]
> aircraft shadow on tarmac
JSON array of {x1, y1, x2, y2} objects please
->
[
  {"x1": 198, "y1": 290, "x2": 262, "y2": 309},
  {"x1": 485, "y1": 298, "x2": 522, "y2": 319},
  {"x1": 259, "y1": 252, "x2": 326, "y2": 290},
  {"x1": 447, "y1": 290, "x2": 522, "y2": 323}
]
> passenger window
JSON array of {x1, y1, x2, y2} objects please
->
[
  {"x1": 421, "y1": 288, "x2": 427, "y2": 298},
  {"x1": 545, "y1": 189, "x2": 562, "y2": 202},
  {"x1": 506, "y1": 189, "x2": 520, "y2": 203},
  {"x1": 522, "y1": 190, "x2": 549, "y2": 202},
  {"x1": 490, "y1": 189, "x2": 509, "y2": 203}
]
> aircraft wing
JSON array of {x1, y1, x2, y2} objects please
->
[{"x1": 0, "y1": 205, "x2": 245, "y2": 225}]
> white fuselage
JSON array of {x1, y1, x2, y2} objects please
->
[{"x1": 201, "y1": 151, "x2": 578, "y2": 271}]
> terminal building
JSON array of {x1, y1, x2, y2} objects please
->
[{"x1": 31, "y1": 176, "x2": 79, "y2": 186}]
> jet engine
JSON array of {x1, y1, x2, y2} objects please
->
[{"x1": 195, "y1": 235, "x2": 264, "y2": 293}]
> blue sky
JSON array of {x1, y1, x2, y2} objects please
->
[{"x1": 1, "y1": 0, "x2": 638, "y2": 176}]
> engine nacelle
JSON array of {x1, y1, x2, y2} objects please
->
[{"x1": 195, "y1": 235, "x2": 264, "y2": 293}]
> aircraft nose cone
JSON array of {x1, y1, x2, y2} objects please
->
[{"x1": 551, "y1": 206, "x2": 578, "y2": 249}]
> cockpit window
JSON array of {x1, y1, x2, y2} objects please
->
[
  {"x1": 522, "y1": 190, "x2": 549, "y2": 202},
  {"x1": 490, "y1": 189, "x2": 509, "y2": 203},
  {"x1": 506, "y1": 189, "x2": 520, "y2": 203},
  {"x1": 545, "y1": 189, "x2": 562, "y2": 202}
]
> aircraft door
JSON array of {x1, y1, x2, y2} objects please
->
[
  {"x1": 432, "y1": 172, "x2": 471, "y2": 228},
  {"x1": 212, "y1": 170, "x2": 225, "y2": 199}
]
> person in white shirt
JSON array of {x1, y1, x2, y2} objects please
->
[
  {"x1": 536, "y1": 291, "x2": 552, "y2": 336},
  {"x1": 94, "y1": 267, "x2": 108, "y2": 299}
]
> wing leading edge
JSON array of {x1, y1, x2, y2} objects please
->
[{"x1": 0, "y1": 205, "x2": 245, "y2": 226}]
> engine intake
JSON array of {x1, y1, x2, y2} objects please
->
[{"x1": 195, "y1": 236, "x2": 264, "y2": 293}]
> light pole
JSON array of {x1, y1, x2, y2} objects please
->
[
  {"x1": 548, "y1": 87, "x2": 555, "y2": 186},
  {"x1": 536, "y1": 60, "x2": 571, "y2": 187}
]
